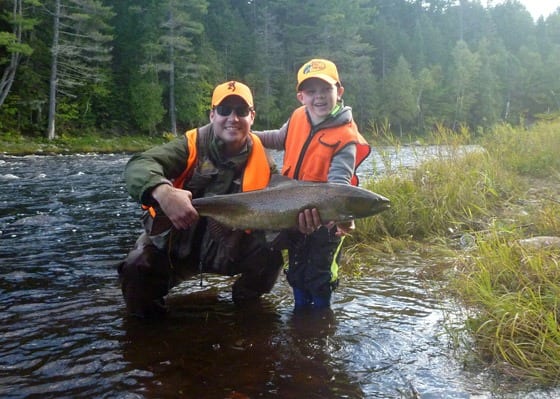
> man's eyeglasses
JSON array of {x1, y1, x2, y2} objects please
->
[{"x1": 215, "y1": 104, "x2": 252, "y2": 117}]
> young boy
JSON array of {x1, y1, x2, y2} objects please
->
[{"x1": 256, "y1": 59, "x2": 371, "y2": 309}]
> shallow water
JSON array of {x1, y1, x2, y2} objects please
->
[{"x1": 0, "y1": 152, "x2": 557, "y2": 398}]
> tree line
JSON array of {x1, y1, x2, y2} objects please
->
[{"x1": 1, "y1": 0, "x2": 559, "y2": 140}]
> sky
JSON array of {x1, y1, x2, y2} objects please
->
[{"x1": 498, "y1": 0, "x2": 560, "y2": 21}]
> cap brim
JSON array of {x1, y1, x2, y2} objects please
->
[
  {"x1": 297, "y1": 74, "x2": 338, "y2": 90},
  {"x1": 212, "y1": 94, "x2": 252, "y2": 108}
]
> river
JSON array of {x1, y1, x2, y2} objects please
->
[{"x1": 0, "y1": 151, "x2": 556, "y2": 398}]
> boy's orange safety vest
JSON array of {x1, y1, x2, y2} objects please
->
[{"x1": 281, "y1": 106, "x2": 370, "y2": 185}]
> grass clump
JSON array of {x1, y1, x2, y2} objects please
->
[
  {"x1": 486, "y1": 122, "x2": 560, "y2": 177},
  {"x1": 351, "y1": 119, "x2": 560, "y2": 384},
  {"x1": 453, "y1": 232, "x2": 560, "y2": 383},
  {"x1": 445, "y1": 122, "x2": 560, "y2": 384},
  {"x1": 352, "y1": 128, "x2": 518, "y2": 243}
]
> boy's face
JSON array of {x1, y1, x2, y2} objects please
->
[{"x1": 297, "y1": 78, "x2": 344, "y2": 124}]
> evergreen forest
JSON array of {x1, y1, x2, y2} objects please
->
[{"x1": 1, "y1": 0, "x2": 560, "y2": 140}]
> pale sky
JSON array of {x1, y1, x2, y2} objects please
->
[{"x1": 497, "y1": 0, "x2": 560, "y2": 21}]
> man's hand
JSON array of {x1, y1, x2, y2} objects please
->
[{"x1": 151, "y1": 184, "x2": 199, "y2": 230}]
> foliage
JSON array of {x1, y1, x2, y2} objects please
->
[
  {"x1": 0, "y1": 0, "x2": 39, "y2": 107},
  {"x1": 1, "y1": 0, "x2": 560, "y2": 137},
  {"x1": 377, "y1": 55, "x2": 417, "y2": 135},
  {"x1": 129, "y1": 77, "x2": 165, "y2": 135},
  {"x1": 44, "y1": 0, "x2": 115, "y2": 139}
]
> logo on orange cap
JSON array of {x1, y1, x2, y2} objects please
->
[
  {"x1": 297, "y1": 59, "x2": 340, "y2": 90},
  {"x1": 211, "y1": 81, "x2": 254, "y2": 108}
]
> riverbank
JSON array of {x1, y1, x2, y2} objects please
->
[
  {"x1": 349, "y1": 120, "x2": 560, "y2": 385},
  {"x1": 0, "y1": 132, "x2": 165, "y2": 155}
]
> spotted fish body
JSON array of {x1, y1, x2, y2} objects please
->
[{"x1": 191, "y1": 177, "x2": 390, "y2": 230}]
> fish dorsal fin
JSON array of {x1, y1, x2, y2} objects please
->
[{"x1": 267, "y1": 174, "x2": 297, "y2": 188}]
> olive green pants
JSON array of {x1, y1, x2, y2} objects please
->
[{"x1": 118, "y1": 219, "x2": 283, "y2": 318}]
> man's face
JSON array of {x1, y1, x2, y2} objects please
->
[{"x1": 210, "y1": 95, "x2": 255, "y2": 145}]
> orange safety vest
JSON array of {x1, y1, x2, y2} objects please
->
[
  {"x1": 282, "y1": 106, "x2": 370, "y2": 185},
  {"x1": 144, "y1": 127, "x2": 271, "y2": 218}
]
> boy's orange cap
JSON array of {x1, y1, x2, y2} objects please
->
[
  {"x1": 296, "y1": 59, "x2": 340, "y2": 90},
  {"x1": 211, "y1": 81, "x2": 254, "y2": 108}
]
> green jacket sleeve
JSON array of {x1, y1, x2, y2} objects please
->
[{"x1": 124, "y1": 135, "x2": 190, "y2": 205}]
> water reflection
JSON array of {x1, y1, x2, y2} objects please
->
[
  {"x1": 120, "y1": 289, "x2": 353, "y2": 398},
  {"x1": 0, "y1": 153, "x2": 557, "y2": 398}
]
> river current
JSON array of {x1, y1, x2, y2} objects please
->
[{"x1": 0, "y1": 151, "x2": 557, "y2": 398}]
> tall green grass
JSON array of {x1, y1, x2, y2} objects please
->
[
  {"x1": 353, "y1": 134, "x2": 518, "y2": 243},
  {"x1": 486, "y1": 122, "x2": 560, "y2": 177},
  {"x1": 352, "y1": 119, "x2": 560, "y2": 384},
  {"x1": 452, "y1": 231, "x2": 560, "y2": 382},
  {"x1": 450, "y1": 120, "x2": 560, "y2": 382}
]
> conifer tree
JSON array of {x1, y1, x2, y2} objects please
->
[
  {"x1": 0, "y1": 0, "x2": 38, "y2": 108},
  {"x1": 46, "y1": 0, "x2": 114, "y2": 139}
]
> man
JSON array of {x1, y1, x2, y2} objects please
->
[{"x1": 118, "y1": 81, "x2": 283, "y2": 318}]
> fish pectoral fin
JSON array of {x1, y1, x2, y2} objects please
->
[{"x1": 340, "y1": 215, "x2": 354, "y2": 222}]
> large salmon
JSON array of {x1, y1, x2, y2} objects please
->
[{"x1": 191, "y1": 176, "x2": 390, "y2": 230}]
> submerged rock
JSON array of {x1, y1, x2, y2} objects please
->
[
  {"x1": 517, "y1": 236, "x2": 560, "y2": 249},
  {"x1": 12, "y1": 214, "x2": 71, "y2": 227}
]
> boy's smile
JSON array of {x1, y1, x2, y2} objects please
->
[{"x1": 297, "y1": 78, "x2": 344, "y2": 125}]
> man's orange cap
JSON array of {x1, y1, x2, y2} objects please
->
[{"x1": 211, "y1": 81, "x2": 254, "y2": 108}]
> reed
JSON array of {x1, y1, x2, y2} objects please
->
[
  {"x1": 353, "y1": 131, "x2": 517, "y2": 243},
  {"x1": 452, "y1": 232, "x2": 560, "y2": 383},
  {"x1": 486, "y1": 122, "x2": 560, "y2": 178},
  {"x1": 350, "y1": 119, "x2": 560, "y2": 383}
]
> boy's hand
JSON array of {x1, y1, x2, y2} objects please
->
[
  {"x1": 297, "y1": 209, "x2": 355, "y2": 236},
  {"x1": 334, "y1": 220, "x2": 355, "y2": 237},
  {"x1": 297, "y1": 208, "x2": 322, "y2": 234}
]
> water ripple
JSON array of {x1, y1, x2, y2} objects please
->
[{"x1": 0, "y1": 153, "x2": 556, "y2": 399}]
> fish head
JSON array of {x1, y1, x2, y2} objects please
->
[{"x1": 345, "y1": 187, "x2": 391, "y2": 219}]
